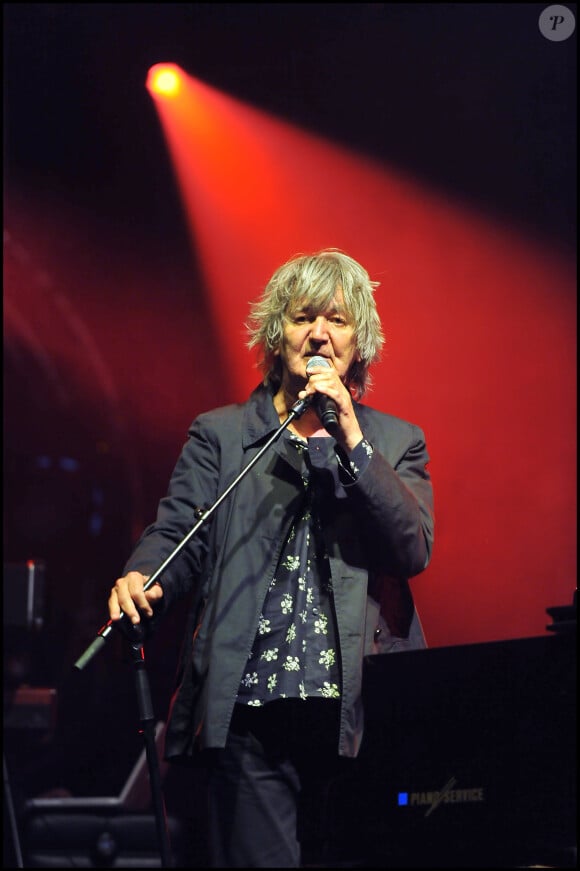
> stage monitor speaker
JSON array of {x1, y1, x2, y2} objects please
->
[{"x1": 20, "y1": 723, "x2": 192, "y2": 867}]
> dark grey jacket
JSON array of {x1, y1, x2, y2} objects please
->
[{"x1": 124, "y1": 384, "x2": 434, "y2": 760}]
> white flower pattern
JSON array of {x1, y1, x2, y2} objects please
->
[{"x1": 237, "y1": 433, "x2": 372, "y2": 707}]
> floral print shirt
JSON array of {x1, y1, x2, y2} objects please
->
[{"x1": 237, "y1": 432, "x2": 373, "y2": 706}]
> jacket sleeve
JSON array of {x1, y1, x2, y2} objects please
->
[
  {"x1": 122, "y1": 414, "x2": 224, "y2": 608},
  {"x1": 343, "y1": 420, "x2": 434, "y2": 579}
]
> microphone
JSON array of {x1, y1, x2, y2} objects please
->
[{"x1": 305, "y1": 355, "x2": 339, "y2": 431}]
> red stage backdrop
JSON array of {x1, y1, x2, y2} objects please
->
[{"x1": 4, "y1": 73, "x2": 576, "y2": 653}]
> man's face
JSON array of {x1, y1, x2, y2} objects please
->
[{"x1": 277, "y1": 287, "x2": 360, "y2": 385}]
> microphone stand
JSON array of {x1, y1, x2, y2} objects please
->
[
  {"x1": 72, "y1": 395, "x2": 312, "y2": 867},
  {"x1": 119, "y1": 620, "x2": 173, "y2": 868}
]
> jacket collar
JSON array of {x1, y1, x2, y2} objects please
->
[
  {"x1": 242, "y1": 381, "x2": 373, "y2": 450},
  {"x1": 242, "y1": 383, "x2": 284, "y2": 449}
]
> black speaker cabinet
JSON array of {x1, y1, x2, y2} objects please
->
[
  {"x1": 18, "y1": 723, "x2": 193, "y2": 868},
  {"x1": 21, "y1": 812, "x2": 188, "y2": 868}
]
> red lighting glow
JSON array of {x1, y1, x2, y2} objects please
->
[{"x1": 143, "y1": 68, "x2": 576, "y2": 648}]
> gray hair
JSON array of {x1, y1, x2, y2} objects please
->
[{"x1": 246, "y1": 249, "x2": 384, "y2": 398}]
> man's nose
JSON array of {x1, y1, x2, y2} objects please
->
[{"x1": 310, "y1": 316, "x2": 329, "y2": 340}]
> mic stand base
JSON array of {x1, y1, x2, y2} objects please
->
[{"x1": 123, "y1": 623, "x2": 174, "y2": 869}]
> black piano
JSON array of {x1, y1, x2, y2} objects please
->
[{"x1": 321, "y1": 628, "x2": 576, "y2": 868}]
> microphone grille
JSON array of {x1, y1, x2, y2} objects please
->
[{"x1": 306, "y1": 355, "x2": 331, "y2": 374}]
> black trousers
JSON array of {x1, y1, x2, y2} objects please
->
[{"x1": 206, "y1": 698, "x2": 344, "y2": 868}]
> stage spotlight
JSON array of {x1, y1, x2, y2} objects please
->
[{"x1": 146, "y1": 63, "x2": 182, "y2": 98}]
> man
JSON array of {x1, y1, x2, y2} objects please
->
[{"x1": 108, "y1": 248, "x2": 434, "y2": 867}]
